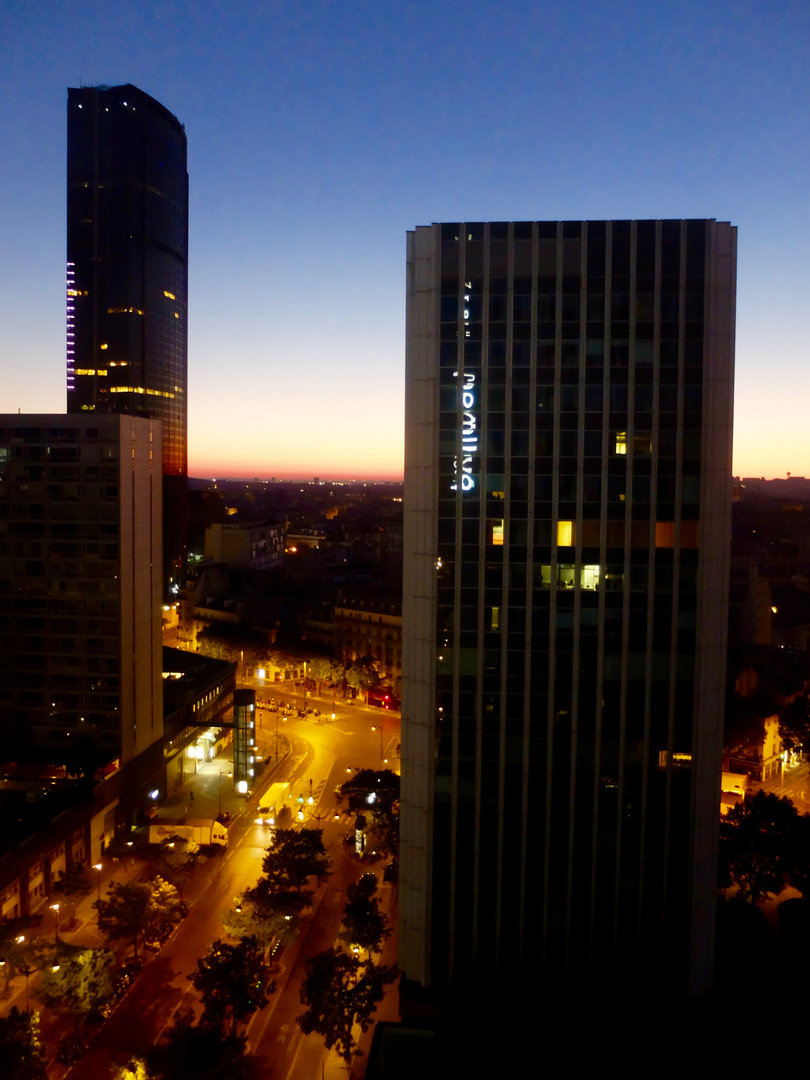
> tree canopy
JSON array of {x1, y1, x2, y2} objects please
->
[
  {"x1": 155, "y1": 839, "x2": 205, "y2": 901},
  {"x1": 222, "y1": 891, "x2": 298, "y2": 956},
  {"x1": 261, "y1": 828, "x2": 331, "y2": 895},
  {"x1": 339, "y1": 875, "x2": 391, "y2": 958},
  {"x1": 721, "y1": 790, "x2": 805, "y2": 903},
  {"x1": 0, "y1": 1007, "x2": 47, "y2": 1080},
  {"x1": 298, "y1": 948, "x2": 396, "y2": 1062},
  {"x1": 36, "y1": 946, "x2": 116, "y2": 1033},
  {"x1": 140, "y1": 1010, "x2": 252, "y2": 1080},
  {"x1": 188, "y1": 937, "x2": 271, "y2": 1037},
  {"x1": 96, "y1": 878, "x2": 184, "y2": 958},
  {"x1": 339, "y1": 769, "x2": 400, "y2": 857}
]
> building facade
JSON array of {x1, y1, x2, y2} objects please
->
[
  {"x1": 0, "y1": 414, "x2": 163, "y2": 770},
  {"x1": 204, "y1": 520, "x2": 286, "y2": 571},
  {"x1": 67, "y1": 84, "x2": 188, "y2": 592},
  {"x1": 400, "y1": 220, "x2": 736, "y2": 999}
]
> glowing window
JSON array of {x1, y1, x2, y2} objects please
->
[
  {"x1": 491, "y1": 607, "x2": 500, "y2": 630},
  {"x1": 557, "y1": 521, "x2": 574, "y2": 546},
  {"x1": 581, "y1": 565, "x2": 600, "y2": 589},
  {"x1": 492, "y1": 520, "x2": 504, "y2": 546},
  {"x1": 615, "y1": 432, "x2": 627, "y2": 455},
  {"x1": 655, "y1": 523, "x2": 675, "y2": 548},
  {"x1": 164, "y1": 290, "x2": 176, "y2": 300},
  {"x1": 99, "y1": 344, "x2": 108, "y2": 350}
]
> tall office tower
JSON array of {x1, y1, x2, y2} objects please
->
[
  {"x1": 67, "y1": 84, "x2": 188, "y2": 594},
  {"x1": 0, "y1": 415, "x2": 163, "y2": 771},
  {"x1": 401, "y1": 220, "x2": 736, "y2": 1001}
]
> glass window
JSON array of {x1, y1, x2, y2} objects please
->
[{"x1": 557, "y1": 521, "x2": 574, "y2": 546}]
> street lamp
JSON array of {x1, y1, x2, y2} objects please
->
[
  {"x1": 218, "y1": 770, "x2": 233, "y2": 816},
  {"x1": 371, "y1": 725, "x2": 384, "y2": 767},
  {"x1": 93, "y1": 863, "x2": 103, "y2": 905},
  {"x1": 50, "y1": 903, "x2": 60, "y2": 944}
]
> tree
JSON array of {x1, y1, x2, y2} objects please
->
[
  {"x1": 36, "y1": 946, "x2": 115, "y2": 1035},
  {"x1": 721, "y1": 790, "x2": 802, "y2": 902},
  {"x1": 339, "y1": 875, "x2": 391, "y2": 959},
  {"x1": 96, "y1": 878, "x2": 184, "y2": 959},
  {"x1": 261, "y1": 828, "x2": 331, "y2": 896},
  {"x1": 0, "y1": 1006, "x2": 47, "y2": 1080},
  {"x1": 0, "y1": 916, "x2": 43, "y2": 995},
  {"x1": 221, "y1": 892, "x2": 298, "y2": 957},
  {"x1": 787, "y1": 812, "x2": 810, "y2": 897},
  {"x1": 0, "y1": 932, "x2": 52, "y2": 1008},
  {"x1": 779, "y1": 695, "x2": 810, "y2": 755},
  {"x1": 298, "y1": 948, "x2": 396, "y2": 1062},
  {"x1": 97, "y1": 882, "x2": 151, "y2": 959},
  {"x1": 51, "y1": 860, "x2": 92, "y2": 929},
  {"x1": 156, "y1": 840, "x2": 205, "y2": 901},
  {"x1": 188, "y1": 937, "x2": 271, "y2": 1037},
  {"x1": 340, "y1": 769, "x2": 400, "y2": 857},
  {"x1": 143, "y1": 1010, "x2": 251, "y2": 1080},
  {"x1": 345, "y1": 657, "x2": 380, "y2": 702},
  {"x1": 143, "y1": 876, "x2": 186, "y2": 949},
  {"x1": 307, "y1": 656, "x2": 344, "y2": 695}
]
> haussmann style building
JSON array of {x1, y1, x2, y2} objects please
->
[
  {"x1": 66, "y1": 83, "x2": 188, "y2": 594},
  {"x1": 400, "y1": 219, "x2": 736, "y2": 1003}
]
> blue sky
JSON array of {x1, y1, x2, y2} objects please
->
[{"x1": 1, "y1": 0, "x2": 808, "y2": 479}]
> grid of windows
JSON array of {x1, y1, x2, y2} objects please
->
[
  {"x1": 66, "y1": 85, "x2": 188, "y2": 587},
  {"x1": 0, "y1": 416, "x2": 162, "y2": 766},
  {"x1": 402, "y1": 219, "x2": 736, "y2": 999}
]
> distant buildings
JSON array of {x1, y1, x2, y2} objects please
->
[
  {"x1": 204, "y1": 520, "x2": 286, "y2": 571},
  {"x1": 67, "y1": 84, "x2": 189, "y2": 592},
  {"x1": 400, "y1": 220, "x2": 736, "y2": 999},
  {"x1": 0, "y1": 414, "x2": 163, "y2": 770}
]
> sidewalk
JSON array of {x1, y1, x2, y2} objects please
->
[
  {"x1": 0, "y1": 740, "x2": 293, "y2": 1023},
  {"x1": 0, "y1": 852, "x2": 145, "y2": 1020},
  {"x1": 156, "y1": 736, "x2": 293, "y2": 824}
]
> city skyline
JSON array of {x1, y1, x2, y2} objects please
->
[{"x1": 1, "y1": 2, "x2": 809, "y2": 481}]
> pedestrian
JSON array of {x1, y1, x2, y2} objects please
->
[{"x1": 190, "y1": 790, "x2": 195, "y2": 802}]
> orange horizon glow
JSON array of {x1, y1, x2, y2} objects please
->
[{"x1": 188, "y1": 459, "x2": 404, "y2": 483}]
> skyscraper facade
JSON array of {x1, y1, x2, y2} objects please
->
[
  {"x1": 0, "y1": 414, "x2": 163, "y2": 770},
  {"x1": 67, "y1": 84, "x2": 188, "y2": 592},
  {"x1": 400, "y1": 220, "x2": 736, "y2": 999}
]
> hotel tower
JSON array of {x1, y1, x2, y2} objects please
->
[{"x1": 400, "y1": 220, "x2": 736, "y2": 999}]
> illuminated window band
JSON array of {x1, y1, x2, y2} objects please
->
[
  {"x1": 75, "y1": 369, "x2": 107, "y2": 376},
  {"x1": 66, "y1": 262, "x2": 76, "y2": 389},
  {"x1": 108, "y1": 387, "x2": 177, "y2": 398}
]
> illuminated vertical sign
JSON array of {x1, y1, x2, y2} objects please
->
[{"x1": 451, "y1": 281, "x2": 478, "y2": 492}]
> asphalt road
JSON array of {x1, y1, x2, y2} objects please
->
[{"x1": 63, "y1": 700, "x2": 401, "y2": 1080}]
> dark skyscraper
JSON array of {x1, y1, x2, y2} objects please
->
[
  {"x1": 67, "y1": 84, "x2": 188, "y2": 591},
  {"x1": 401, "y1": 220, "x2": 736, "y2": 1001}
]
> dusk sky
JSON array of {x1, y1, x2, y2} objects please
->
[{"x1": 1, "y1": 1, "x2": 808, "y2": 481}]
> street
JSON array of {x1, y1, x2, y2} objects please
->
[{"x1": 5, "y1": 686, "x2": 401, "y2": 1079}]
